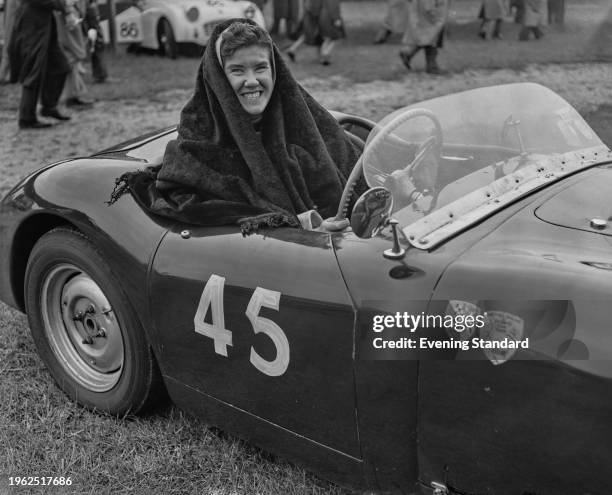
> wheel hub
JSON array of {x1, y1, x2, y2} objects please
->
[{"x1": 42, "y1": 265, "x2": 124, "y2": 392}]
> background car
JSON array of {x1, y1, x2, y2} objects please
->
[
  {"x1": 2, "y1": 83, "x2": 612, "y2": 495},
  {"x1": 98, "y1": 0, "x2": 266, "y2": 58}
]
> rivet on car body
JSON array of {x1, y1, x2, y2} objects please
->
[
  {"x1": 181, "y1": 230, "x2": 191, "y2": 239},
  {"x1": 431, "y1": 481, "x2": 449, "y2": 495},
  {"x1": 590, "y1": 218, "x2": 607, "y2": 230}
]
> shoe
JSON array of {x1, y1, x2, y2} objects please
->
[
  {"x1": 19, "y1": 119, "x2": 52, "y2": 129},
  {"x1": 425, "y1": 66, "x2": 449, "y2": 75},
  {"x1": 93, "y1": 76, "x2": 119, "y2": 84},
  {"x1": 319, "y1": 55, "x2": 330, "y2": 66},
  {"x1": 286, "y1": 50, "x2": 296, "y2": 62},
  {"x1": 424, "y1": 47, "x2": 447, "y2": 75},
  {"x1": 40, "y1": 107, "x2": 71, "y2": 121},
  {"x1": 373, "y1": 28, "x2": 391, "y2": 44},
  {"x1": 399, "y1": 50, "x2": 413, "y2": 70},
  {"x1": 66, "y1": 97, "x2": 94, "y2": 108}
]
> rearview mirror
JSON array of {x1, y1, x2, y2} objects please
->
[{"x1": 350, "y1": 187, "x2": 393, "y2": 238}]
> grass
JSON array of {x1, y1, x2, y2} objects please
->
[
  {"x1": 0, "y1": 305, "x2": 347, "y2": 495},
  {"x1": 1, "y1": 0, "x2": 611, "y2": 493}
]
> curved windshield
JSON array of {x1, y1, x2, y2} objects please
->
[{"x1": 362, "y1": 83, "x2": 609, "y2": 248}]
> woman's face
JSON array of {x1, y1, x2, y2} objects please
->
[{"x1": 223, "y1": 44, "x2": 274, "y2": 117}]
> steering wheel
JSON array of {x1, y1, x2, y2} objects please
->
[
  {"x1": 337, "y1": 114, "x2": 377, "y2": 151},
  {"x1": 325, "y1": 108, "x2": 443, "y2": 229}
]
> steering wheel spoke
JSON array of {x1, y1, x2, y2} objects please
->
[{"x1": 330, "y1": 109, "x2": 443, "y2": 224}]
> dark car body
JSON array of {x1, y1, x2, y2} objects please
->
[{"x1": 2, "y1": 84, "x2": 612, "y2": 495}]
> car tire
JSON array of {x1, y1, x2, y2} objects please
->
[
  {"x1": 24, "y1": 227, "x2": 165, "y2": 416},
  {"x1": 158, "y1": 18, "x2": 178, "y2": 59}
]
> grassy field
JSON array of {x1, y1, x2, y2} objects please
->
[{"x1": 1, "y1": 1, "x2": 612, "y2": 494}]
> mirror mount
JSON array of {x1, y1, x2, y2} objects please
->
[{"x1": 383, "y1": 219, "x2": 406, "y2": 260}]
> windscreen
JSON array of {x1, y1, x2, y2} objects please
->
[{"x1": 362, "y1": 83, "x2": 605, "y2": 234}]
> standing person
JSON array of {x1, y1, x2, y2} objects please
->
[
  {"x1": 285, "y1": 0, "x2": 346, "y2": 65},
  {"x1": 519, "y1": 0, "x2": 546, "y2": 40},
  {"x1": 373, "y1": 0, "x2": 409, "y2": 44},
  {"x1": 0, "y1": 0, "x2": 20, "y2": 82},
  {"x1": 547, "y1": 0, "x2": 564, "y2": 26},
  {"x1": 510, "y1": 0, "x2": 525, "y2": 24},
  {"x1": 399, "y1": 0, "x2": 450, "y2": 75},
  {"x1": 55, "y1": 0, "x2": 94, "y2": 107},
  {"x1": 8, "y1": 0, "x2": 72, "y2": 128},
  {"x1": 83, "y1": 0, "x2": 107, "y2": 82},
  {"x1": 271, "y1": 0, "x2": 302, "y2": 40},
  {"x1": 478, "y1": 0, "x2": 506, "y2": 40}
]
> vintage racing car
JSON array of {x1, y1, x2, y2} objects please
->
[
  {"x1": 1, "y1": 83, "x2": 612, "y2": 495},
  {"x1": 98, "y1": 0, "x2": 265, "y2": 58}
]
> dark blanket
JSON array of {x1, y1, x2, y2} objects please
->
[{"x1": 110, "y1": 19, "x2": 361, "y2": 235}]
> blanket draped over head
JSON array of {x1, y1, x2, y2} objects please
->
[{"x1": 108, "y1": 18, "x2": 361, "y2": 235}]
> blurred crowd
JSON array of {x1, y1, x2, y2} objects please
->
[
  {"x1": 371, "y1": 0, "x2": 565, "y2": 73},
  {"x1": 0, "y1": 0, "x2": 570, "y2": 129},
  {"x1": 256, "y1": 0, "x2": 346, "y2": 65},
  {"x1": 1, "y1": 0, "x2": 108, "y2": 129},
  {"x1": 264, "y1": 0, "x2": 564, "y2": 74}
]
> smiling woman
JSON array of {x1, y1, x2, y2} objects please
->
[
  {"x1": 216, "y1": 22, "x2": 275, "y2": 120},
  {"x1": 109, "y1": 18, "x2": 362, "y2": 235}
]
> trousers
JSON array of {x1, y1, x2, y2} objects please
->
[{"x1": 19, "y1": 71, "x2": 67, "y2": 122}]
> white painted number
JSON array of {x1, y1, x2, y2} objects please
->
[
  {"x1": 193, "y1": 274, "x2": 232, "y2": 356},
  {"x1": 119, "y1": 21, "x2": 139, "y2": 39},
  {"x1": 246, "y1": 287, "x2": 290, "y2": 377},
  {"x1": 193, "y1": 275, "x2": 290, "y2": 376}
]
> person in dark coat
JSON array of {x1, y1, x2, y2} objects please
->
[
  {"x1": 83, "y1": 0, "x2": 107, "y2": 82},
  {"x1": 285, "y1": 0, "x2": 345, "y2": 65},
  {"x1": 109, "y1": 19, "x2": 363, "y2": 235},
  {"x1": 0, "y1": 0, "x2": 20, "y2": 82},
  {"x1": 9, "y1": 0, "x2": 72, "y2": 128},
  {"x1": 547, "y1": 0, "x2": 564, "y2": 25}
]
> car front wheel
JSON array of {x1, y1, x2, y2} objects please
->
[
  {"x1": 24, "y1": 227, "x2": 164, "y2": 416},
  {"x1": 158, "y1": 18, "x2": 178, "y2": 59}
]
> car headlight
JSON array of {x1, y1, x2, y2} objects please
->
[
  {"x1": 186, "y1": 6, "x2": 199, "y2": 22},
  {"x1": 244, "y1": 4, "x2": 256, "y2": 19}
]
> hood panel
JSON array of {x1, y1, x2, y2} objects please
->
[{"x1": 535, "y1": 164, "x2": 612, "y2": 236}]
